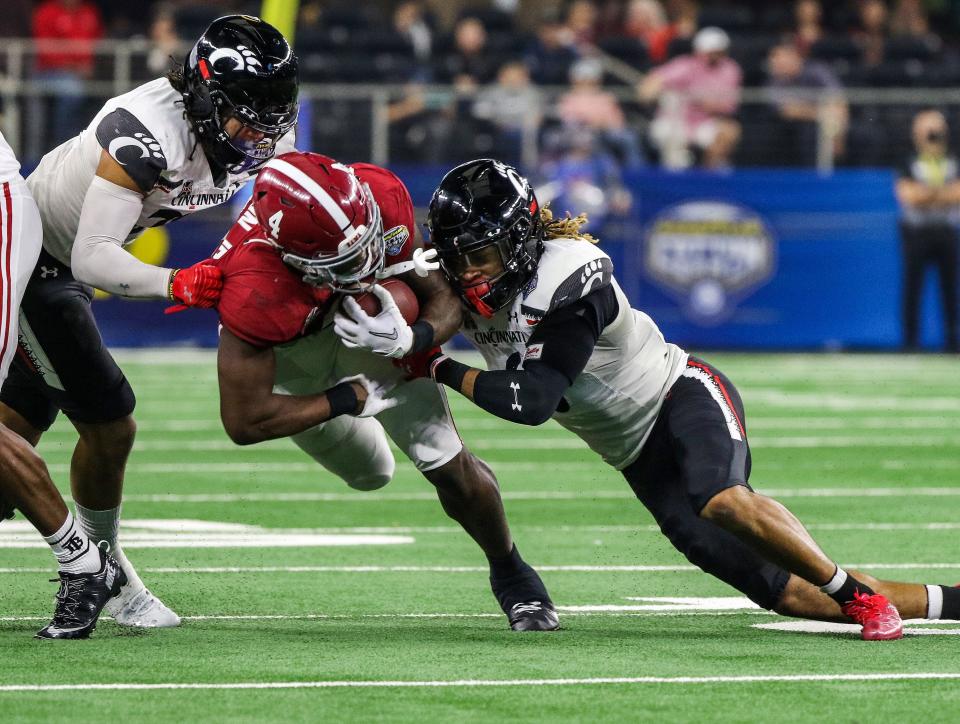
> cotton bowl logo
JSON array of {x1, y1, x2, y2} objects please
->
[{"x1": 643, "y1": 201, "x2": 776, "y2": 323}]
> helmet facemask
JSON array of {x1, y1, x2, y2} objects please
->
[{"x1": 435, "y1": 213, "x2": 541, "y2": 318}]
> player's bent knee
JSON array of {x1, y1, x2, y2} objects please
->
[
  {"x1": 421, "y1": 450, "x2": 489, "y2": 494},
  {"x1": 75, "y1": 415, "x2": 137, "y2": 456},
  {"x1": 0, "y1": 424, "x2": 50, "y2": 482},
  {"x1": 345, "y1": 463, "x2": 394, "y2": 491},
  {"x1": 699, "y1": 485, "x2": 750, "y2": 525}
]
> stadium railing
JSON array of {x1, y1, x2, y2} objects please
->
[{"x1": 4, "y1": 38, "x2": 960, "y2": 173}]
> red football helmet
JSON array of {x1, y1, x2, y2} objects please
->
[{"x1": 252, "y1": 151, "x2": 384, "y2": 290}]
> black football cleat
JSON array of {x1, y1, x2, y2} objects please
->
[
  {"x1": 506, "y1": 600, "x2": 560, "y2": 631},
  {"x1": 491, "y1": 565, "x2": 560, "y2": 632},
  {"x1": 36, "y1": 547, "x2": 127, "y2": 640}
]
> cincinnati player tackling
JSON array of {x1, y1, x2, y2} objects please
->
[
  {"x1": 343, "y1": 159, "x2": 960, "y2": 640},
  {"x1": 203, "y1": 151, "x2": 558, "y2": 632}
]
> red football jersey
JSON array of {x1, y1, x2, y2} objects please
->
[{"x1": 210, "y1": 164, "x2": 417, "y2": 348}]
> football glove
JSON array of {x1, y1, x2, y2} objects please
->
[
  {"x1": 376, "y1": 247, "x2": 440, "y2": 279},
  {"x1": 168, "y1": 262, "x2": 222, "y2": 308},
  {"x1": 334, "y1": 285, "x2": 414, "y2": 358},
  {"x1": 336, "y1": 374, "x2": 399, "y2": 417},
  {"x1": 393, "y1": 345, "x2": 444, "y2": 380}
]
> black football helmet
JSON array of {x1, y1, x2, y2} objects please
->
[
  {"x1": 427, "y1": 159, "x2": 544, "y2": 318},
  {"x1": 182, "y1": 15, "x2": 299, "y2": 174}
]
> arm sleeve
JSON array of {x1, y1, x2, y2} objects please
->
[
  {"x1": 458, "y1": 285, "x2": 619, "y2": 425},
  {"x1": 70, "y1": 176, "x2": 172, "y2": 298}
]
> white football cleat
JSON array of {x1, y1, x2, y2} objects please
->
[{"x1": 105, "y1": 583, "x2": 181, "y2": 627}]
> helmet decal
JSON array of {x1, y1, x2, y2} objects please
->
[{"x1": 181, "y1": 15, "x2": 299, "y2": 175}]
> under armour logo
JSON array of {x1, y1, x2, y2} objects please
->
[
  {"x1": 63, "y1": 535, "x2": 85, "y2": 554},
  {"x1": 39, "y1": 266, "x2": 58, "y2": 279},
  {"x1": 509, "y1": 381, "x2": 522, "y2": 412}
]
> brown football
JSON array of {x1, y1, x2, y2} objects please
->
[{"x1": 353, "y1": 278, "x2": 420, "y2": 324}]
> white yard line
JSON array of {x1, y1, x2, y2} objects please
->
[
  {"x1": 1, "y1": 672, "x2": 960, "y2": 693},
  {"x1": 41, "y1": 462, "x2": 603, "y2": 476},
  {"x1": 2, "y1": 563, "x2": 959, "y2": 575},
  {"x1": 0, "y1": 610, "x2": 773, "y2": 623},
  {"x1": 33, "y1": 435, "x2": 960, "y2": 452},
  {"x1": 5, "y1": 521, "x2": 955, "y2": 538},
  {"x1": 31, "y1": 415, "x2": 960, "y2": 436},
  {"x1": 107, "y1": 487, "x2": 960, "y2": 503}
]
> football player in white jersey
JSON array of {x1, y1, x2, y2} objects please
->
[
  {"x1": 343, "y1": 159, "x2": 960, "y2": 641},
  {"x1": 0, "y1": 130, "x2": 126, "y2": 639},
  {"x1": 0, "y1": 16, "x2": 298, "y2": 629}
]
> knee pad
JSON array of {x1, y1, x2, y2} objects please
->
[{"x1": 345, "y1": 467, "x2": 394, "y2": 492}]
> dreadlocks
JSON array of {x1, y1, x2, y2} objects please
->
[{"x1": 539, "y1": 206, "x2": 598, "y2": 244}]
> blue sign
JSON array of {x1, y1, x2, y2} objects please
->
[{"x1": 92, "y1": 167, "x2": 950, "y2": 351}]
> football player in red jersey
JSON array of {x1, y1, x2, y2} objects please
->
[{"x1": 204, "y1": 151, "x2": 558, "y2": 631}]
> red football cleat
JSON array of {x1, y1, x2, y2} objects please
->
[{"x1": 841, "y1": 592, "x2": 904, "y2": 641}]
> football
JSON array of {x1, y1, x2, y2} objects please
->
[{"x1": 354, "y1": 278, "x2": 419, "y2": 324}]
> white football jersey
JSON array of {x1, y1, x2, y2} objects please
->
[
  {"x1": 27, "y1": 77, "x2": 296, "y2": 266},
  {"x1": 0, "y1": 130, "x2": 22, "y2": 183},
  {"x1": 461, "y1": 237, "x2": 688, "y2": 469}
]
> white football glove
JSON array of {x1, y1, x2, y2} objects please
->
[
  {"x1": 334, "y1": 285, "x2": 414, "y2": 358},
  {"x1": 336, "y1": 374, "x2": 398, "y2": 418}
]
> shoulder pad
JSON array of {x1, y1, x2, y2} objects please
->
[
  {"x1": 95, "y1": 108, "x2": 168, "y2": 193},
  {"x1": 520, "y1": 239, "x2": 613, "y2": 316},
  {"x1": 352, "y1": 163, "x2": 415, "y2": 260}
]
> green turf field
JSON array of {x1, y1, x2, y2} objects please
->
[{"x1": 2, "y1": 351, "x2": 960, "y2": 722}]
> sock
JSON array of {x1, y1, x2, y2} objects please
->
[
  {"x1": 44, "y1": 512, "x2": 102, "y2": 574},
  {"x1": 487, "y1": 544, "x2": 526, "y2": 580},
  {"x1": 74, "y1": 503, "x2": 120, "y2": 548},
  {"x1": 820, "y1": 566, "x2": 875, "y2": 606},
  {"x1": 926, "y1": 585, "x2": 960, "y2": 620},
  {"x1": 75, "y1": 503, "x2": 141, "y2": 592}
]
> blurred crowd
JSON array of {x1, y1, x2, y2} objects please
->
[{"x1": 3, "y1": 0, "x2": 960, "y2": 194}]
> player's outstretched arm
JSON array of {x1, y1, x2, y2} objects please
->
[
  {"x1": 70, "y1": 151, "x2": 220, "y2": 305},
  {"x1": 429, "y1": 286, "x2": 617, "y2": 425},
  {"x1": 217, "y1": 327, "x2": 379, "y2": 445},
  {"x1": 400, "y1": 260, "x2": 464, "y2": 347}
]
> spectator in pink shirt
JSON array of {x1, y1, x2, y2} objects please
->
[
  {"x1": 638, "y1": 26, "x2": 742, "y2": 169},
  {"x1": 557, "y1": 57, "x2": 643, "y2": 167}
]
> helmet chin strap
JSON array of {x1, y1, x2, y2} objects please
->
[{"x1": 463, "y1": 281, "x2": 496, "y2": 319}]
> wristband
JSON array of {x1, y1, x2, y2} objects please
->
[
  {"x1": 409, "y1": 320, "x2": 435, "y2": 354},
  {"x1": 432, "y1": 356, "x2": 469, "y2": 392},
  {"x1": 167, "y1": 269, "x2": 180, "y2": 302},
  {"x1": 326, "y1": 381, "x2": 359, "y2": 418}
]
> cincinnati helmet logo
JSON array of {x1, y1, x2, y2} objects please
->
[
  {"x1": 108, "y1": 132, "x2": 164, "y2": 166},
  {"x1": 208, "y1": 45, "x2": 263, "y2": 75}
]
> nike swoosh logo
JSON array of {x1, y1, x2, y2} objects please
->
[{"x1": 370, "y1": 329, "x2": 399, "y2": 340}]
